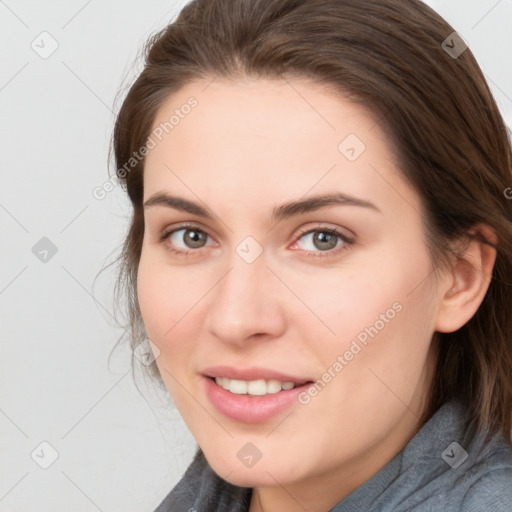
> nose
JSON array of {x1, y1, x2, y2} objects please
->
[{"x1": 204, "y1": 251, "x2": 287, "y2": 347}]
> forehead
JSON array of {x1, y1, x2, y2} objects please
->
[
  {"x1": 147, "y1": 77, "x2": 376, "y2": 156},
  {"x1": 142, "y1": 77, "x2": 418, "y2": 218}
]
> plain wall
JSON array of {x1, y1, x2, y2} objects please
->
[{"x1": 1, "y1": 0, "x2": 510, "y2": 510}]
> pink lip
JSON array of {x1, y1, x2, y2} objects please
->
[
  {"x1": 202, "y1": 366, "x2": 314, "y2": 424},
  {"x1": 202, "y1": 365, "x2": 311, "y2": 384}
]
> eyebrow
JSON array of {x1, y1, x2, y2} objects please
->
[{"x1": 143, "y1": 191, "x2": 381, "y2": 223}]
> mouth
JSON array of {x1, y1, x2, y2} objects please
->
[
  {"x1": 209, "y1": 376, "x2": 310, "y2": 396},
  {"x1": 202, "y1": 367, "x2": 315, "y2": 423}
]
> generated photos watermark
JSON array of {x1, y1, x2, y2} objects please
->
[
  {"x1": 93, "y1": 96, "x2": 198, "y2": 200},
  {"x1": 298, "y1": 301, "x2": 403, "y2": 405}
]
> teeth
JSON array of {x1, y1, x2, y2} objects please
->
[
  {"x1": 247, "y1": 379, "x2": 266, "y2": 395},
  {"x1": 229, "y1": 379, "x2": 247, "y2": 394},
  {"x1": 214, "y1": 377, "x2": 297, "y2": 396},
  {"x1": 266, "y1": 379, "x2": 282, "y2": 394}
]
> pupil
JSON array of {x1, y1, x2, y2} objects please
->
[
  {"x1": 185, "y1": 230, "x2": 205, "y2": 248},
  {"x1": 315, "y1": 232, "x2": 336, "y2": 250}
]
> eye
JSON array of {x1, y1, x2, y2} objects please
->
[
  {"x1": 159, "y1": 223, "x2": 215, "y2": 255},
  {"x1": 159, "y1": 223, "x2": 354, "y2": 258},
  {"x1": 291, "y1": 226, "x2": 354, "y2": 257}
]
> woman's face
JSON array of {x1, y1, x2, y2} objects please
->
[{"x1": 137, "y1": 77, "x2": 446, "y2": 497}]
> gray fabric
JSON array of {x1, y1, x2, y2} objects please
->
[{"x1": 154, "y1": 399, "x2": 512, "y2": 511}]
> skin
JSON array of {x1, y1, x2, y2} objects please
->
[{"x1": 136, "y1": 77, "x2": 496, "y2": 512}]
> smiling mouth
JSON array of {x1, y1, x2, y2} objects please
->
[{"x1": 210, "y1": 376, "x2": 312, "y2": 396}]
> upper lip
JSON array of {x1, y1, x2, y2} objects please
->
[{"x1": 202, "y1": 365, "x2": 313, "y2": 384}]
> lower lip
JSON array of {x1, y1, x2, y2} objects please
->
[{"x1": 203, "y1": 376, "x2": 312, "y2": 424}]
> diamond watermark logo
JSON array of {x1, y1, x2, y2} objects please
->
[
  {"x1": 441, "y1": 32, "x2": 467, "y2": 59},
  {"x1": 236, "y1": 236, "x2": 263, "y2": 264},
  {"x1": 441, "y1": 441, "x2": 468, "y2": 469},
  {"x1": 31, "y1": 441, "x2": 59, "y2": 469},
  {"x1": 32, "y1": 237, "x2": 58, "y2": 263},
  {"x1": 338, "y1": 133, "x2": 366, "y2": 161},
  {"x1": 31, "y1": 31, "x2": 59, "y2": 59},
  {"x1": 134, "y1": 338, "x2": 161, "y2": 366},
  {"x1": 237, "y1": 442, "x2": 263, "y2": 468}
]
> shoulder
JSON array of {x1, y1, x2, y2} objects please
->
[
  {"x1": 392, "y1": 401, "x2": 512, "y2": 512},
  {"x1": 460, "y1": 466, "x2": 512, "y2": 511},
  {"x1": 397, "y1": 436, "x2": 512, "y2": 512},
  {"x1": 456, "y1": 428, "x2": 512, "y2": 512}
]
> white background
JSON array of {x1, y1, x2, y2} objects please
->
[{"x1": 1, "y1": 1, "x2": 511, "y2": 510}]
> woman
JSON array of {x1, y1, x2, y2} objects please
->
[{"x1": 109, "y1": 0, "x2": 512, "y2": 510}]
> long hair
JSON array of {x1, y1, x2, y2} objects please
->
[{"x1": 107, "y1": 0, "x2": 512, "y2": 446}]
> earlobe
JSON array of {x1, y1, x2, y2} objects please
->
[{"x1": 434, "y1": 224, "x2": 497, "y2": 333}]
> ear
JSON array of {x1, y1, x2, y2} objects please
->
[{"x1": 435, "y1": 224, "x2": 497, "y2": 333}]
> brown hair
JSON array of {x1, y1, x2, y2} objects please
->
[{"x1": 108, "y1": 0, "x2": 512, "y2": 446}]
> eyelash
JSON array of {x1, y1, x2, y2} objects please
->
[{"x1": 158, "y1": 222, "x2": 355, "y2": 259}]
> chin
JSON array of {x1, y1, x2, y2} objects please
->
[
  {"x1": 217, "y1": 467, "x2": 282, "y2": 488},
  {"x1": 204, "y1": 449, "x2": 302, "y2": 488}
]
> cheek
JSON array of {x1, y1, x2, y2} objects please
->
[
  {"x1": 137, "y1": 256, "x2": 198, "y2": 407},
  {"x1": 303, "y1": 241, "x2": 436, "y2": 378},
  {"x1": 137, "y1": 262, "x2": 170, "y2": 341},
  {"x1": 136, "y1": 252, "x2": 196, "y2": 358},
  {"x1": 296, "y1": 257, "x2": 438, "y2": 445},
  {"x1": 289, "y1": 253, "x2": 417, "y2": 349}
]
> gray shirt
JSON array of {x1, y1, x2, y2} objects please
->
[{"x1": 154, "y1": 399, "x2": 512, "y2": 511}]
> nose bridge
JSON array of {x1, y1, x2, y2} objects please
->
[{"x1": 205, "y1": 245, "x2": 286, "y2": 344}]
